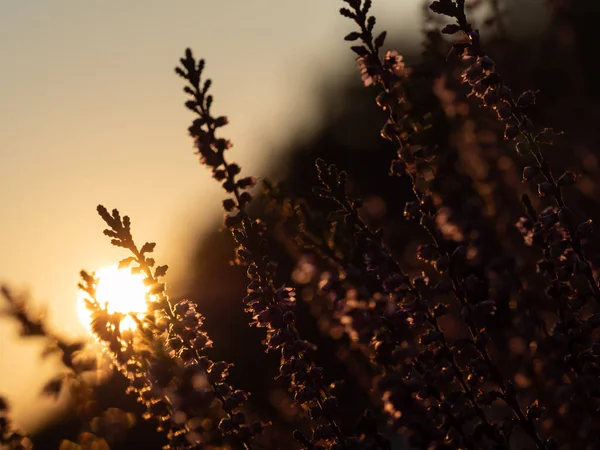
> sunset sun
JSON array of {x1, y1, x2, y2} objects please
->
[{"x1": 77, "y1": 264, "x2": 149, "y2": 332}]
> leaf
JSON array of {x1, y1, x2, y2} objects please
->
[
  {"x1": 339, "y1": 8, "x2": 355, "y2": 19},
  {"x1": 118, "y1": 257, "x2": 136, "y2": 269},
  {"x1": 154, "y1": 265, "x2": 169, "y2": 278},
  {"x1": 344, "y1": 32, "x2": 361, "y2": 41},
  {"x1": 111, "y1": 209, "x2": 121, "y2": 225},
  {"x1": 123, "y1": 216, "x2": 131, "y2": 230},
  {"x1": 140, "y1": 242, "x2": 156, "y2": 254},
  {"x1": 374, "y1": 31, "x2": 386, "y2": 50},
  {"x1": 367, "y1": 16, "x2": 376, "y2": 32},
  {"x1": 526, "y1": 399, "x2": 544, "y2": 419},
  {"x1": 441, "y1": 24, "x2": 461, "y2": 34},
  {"x1": 350, "y1": 46, "x2": 369, "y2": 56},
  {"x1": 96, "y1": 205, "x2": 112, "y2": 226},
  {"x1": 430, "y1": 0, "x2": 458, "y2": 16},
  {"x1": 103, "y1": 229, "x2": 118, "y2": 238}
]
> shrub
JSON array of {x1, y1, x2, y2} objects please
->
[{"x1": 3, "y1": 1, "x2": 600, "y2": 449}]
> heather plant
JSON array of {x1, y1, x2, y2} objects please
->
[
  {"x1": 78, "y1": 205, "x2": 265, "y2": 450},
  {"x1": 4, "y1": 1, "x2": 600, "y2": 449},
  {"x1": 175, "y1": 49, "x2": 391, "y2": 450}
]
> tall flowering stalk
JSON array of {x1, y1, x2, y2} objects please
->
[
  {"x1": 430, "y1": 0, "x2": 600, "y2": 444},
  {"x1": 176, "y1": 49, "x2": 393, "y2": 450},
  {"x1": 307, "y1": 160, "x2": 493, "y2": 448},
  {"x1": 79, "y1": 206, "x2": 262, "y2": 450},
  {"x1": 430, "y1": 0, "x2": 600, "y2": 298},
  {"x1": 337, "y1": 1, "x2": 560, "y2": 448}
]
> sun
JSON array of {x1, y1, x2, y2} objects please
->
[{"x1": 77, "y1": 264, "x2": 149, "y2": 333}]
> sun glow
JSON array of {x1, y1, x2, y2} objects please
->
[{"x1": 77, "y1": 264, "x2": 149, "y2": 333}]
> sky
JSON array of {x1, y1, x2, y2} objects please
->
[{"x1": 0, "y1": 0, "x2": 428, "y2": 432}]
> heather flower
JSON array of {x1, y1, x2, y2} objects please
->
[
  {"x1": 383, "y1": 50, "x2": 407, "y2": 78},
  {"x1": 356, "y1": 56, "x2": 376, "y2": 87}
]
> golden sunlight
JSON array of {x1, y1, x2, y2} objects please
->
[{"x1": 77, "y1": 264, "x2": 149, "y2": 332}]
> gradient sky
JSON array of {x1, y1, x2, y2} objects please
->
[{"x1": 0, "y1": 0, "x2": 424, "y2": 431}]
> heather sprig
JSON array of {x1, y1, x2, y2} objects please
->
[
  {"x1": 339, "y1": 1, "x2": 557, "y2": 448},
  {"x1": 175, "y1": 49, "x2": 386, "y2": 450},
  {"x1": 80, "y1": 205, "x2": 262, "y2": 450},
  {"x1": 312, "y1": 158, "x2": 512, "y2": 448},
  {"x1": 269, "y1": 159, "x2": 503, "y2": 448},
  {"x1": 430, "y1": 0, "x2": 600, "y2": 301},
  {"x1": 429, "y1": 0, "x2": 600, "y2": 443}
]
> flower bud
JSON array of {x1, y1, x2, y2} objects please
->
[
  {"x1": 376, "y1": 91, "x2": 394, "y2": 110},
  {"x1": 526, "y1": 400, "x2": 544, "y2": 420},
  {"x1": 536, "y1": 128, "x2": 557, "y2": 145},
  {"x1": 517, "y1": 90, "x2": 536, "y2": 108},
  {"x1": 538, "y1": 182, "x2": 554, "y2": 197},
  {"x1": 213, "y1": 169, "x2": 227, "y2": 181},
  {"x1": 222, "y1": 198, "x2": 237, "y2": 212},
  {"x1": 557, "y1": 171, "x2": 576, "y2": 187},
  {"x1": 389, "y1": 159, "x2": 407, "y2": 176},
  {"x1": 522, "y1": 165, "x2": 539, "y2": 182},
  {"x1": 504, "y1": 124, "x2": 519, "y2": 140},
  {"x1": 219, "y1": 418, "x2": 234, "y2": 432},
  {"x1": 232, "y1": 411, "x2": 245, "y2": 425},
  {"x1": 549, "y1": 240, "x2": 569, "y2": 258},
  {"x1": 540, "y1": 211, "x2": 558, "y2": 229},
  {"x1": 380, "y1": 121, "x2": 397, "y2": 141},
  {"x1": 479, "y1": 56, "x2": 495, "y2": 70},
  {"x1": 237, "y1": 177, "x2": 256, "y2": 190},
  {"x1": 462, "y1": 64, "x2": 484, "y2": 84},
  {"x1": 417, "y1": 244, "x2": 439, "y2": 262},
  {"x1": 577, "y1": 220, "x2": 593, "y2": 238},
  {"x1": 496, "y1": 103, "x2": 512, "y2": 120},
  {"x1": 404, "y1": 201, "x2": 420, "y2": 219},
  {"x1": 433, "y1": 303, "x2": 448, "y2": 318},
  {"x1": 483, "y1": 88, "x2": 500, "y2": 106}
]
